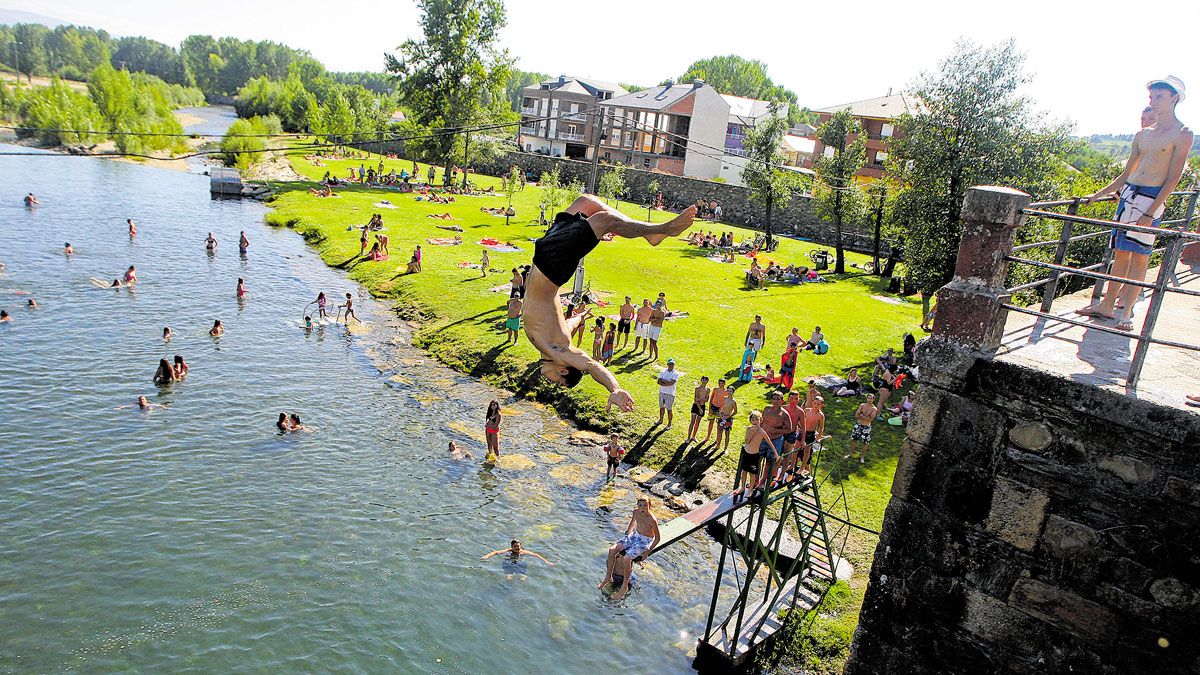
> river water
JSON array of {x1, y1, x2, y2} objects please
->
[{"x1": 0, "y1": 145, "x2": 731, "y2": 672}]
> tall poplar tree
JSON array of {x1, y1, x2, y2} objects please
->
[
  {"x1": 386, "y1": 0, "x2": 515, "y2": 173},
  {"x1": 814, "y1": 110, "x2": 867, "y2": 273}
]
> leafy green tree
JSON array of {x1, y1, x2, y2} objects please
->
[
  {"x1": 221, "y1": 114, "x2": 282, "y2": 170},
  {"x1": 505, "y1": 68, "x2": 547, "y2": 110},
  {"x1": 814, "y1": 110, "x2": 868, "y2": 273},
  {"x1": 679, "y1": 55, "x2": 806, "y2": 125},
  {"x1": 319, "y1": 88, "x2": 355, "y2": 144},
  {"x1": 180, "y1": 35, "x2": 222, "y2": 95},
  {"x1": 598, "y1": 163, "x2": 626, "y2": 205},
  {"x1": 20, "y1": 77, "x2": 104, "y2": 145},
  {"x1": 111, "y1": 36, "x2": 190, "y2": 85},
  {"x1": 741, "y1": 111, "x2": 797, "y2": 250},
  {"x1": 387, "y1": 0, "x2": 515, "y2": 173},
  {"x1": 540, "y1": 164, "x2": 580, "y2": 217},
  {"x1": 887, "y1": 40, "x2": 1072, "y2": 301},
  {"x1": 88, "y1": 63, "x2": 137, "y2": 151},
  {"x1": 12, "y1": 23, "x2": 50, "y2": 81}
]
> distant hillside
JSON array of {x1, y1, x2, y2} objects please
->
[
  {"x1": 1087, "y1": 132, "x2": 1200, "y2": 163},
  {"x1": 0, "y1": 8, "x2": 67, "y2": 27}
]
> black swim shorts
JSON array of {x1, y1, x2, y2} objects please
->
[
  {"x1": 532, "y1": 212, "x2": 599, "y2": 287},
  {"x1": 739, "y1": 450, "x2": 761, "y2": 474},
  {"x1": 617, "y1": 318, "x2": 631, "y2": 334}
]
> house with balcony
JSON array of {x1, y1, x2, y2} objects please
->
[
  {"x1": 518, "y1": 76, "x2": 626, "y2": 160},
  {"x1": 804, "y1": 91, "x2": 914, "y2": 179},
  {"x1": 596, "y1": 80, "x2": 729, "y2": 179}
]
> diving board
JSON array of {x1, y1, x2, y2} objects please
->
[{"x1": 649, "y1": 492, "x2": 744, "y2": 555}]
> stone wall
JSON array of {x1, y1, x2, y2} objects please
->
[
  {"x1": 357, "y1": 141, "x2": 885, "y2": 254},
  {"x1": 845, "y1": 187, "x2": 1200, "y2": 674}
]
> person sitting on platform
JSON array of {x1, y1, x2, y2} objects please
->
[
  {"x1": 524, "y1": 195, "x2": 694, "y2": 411},
  {"x1": 600, "y1": 497, "x2": 661, "y2": 595}
]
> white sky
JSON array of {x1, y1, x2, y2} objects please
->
[{"x1": 10, "y1": 0, "x2": 1198, "y2": 135}]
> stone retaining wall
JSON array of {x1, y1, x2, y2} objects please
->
[{"x1": 846, "y1": 187, "x2": 1200, "y2": 674}]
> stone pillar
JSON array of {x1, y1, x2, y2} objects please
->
[{"x1": 932, "y1": 186, "x2": 1031, "y2": 355}]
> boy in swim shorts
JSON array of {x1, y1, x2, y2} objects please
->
[
  {"x1": 702, "y1": 378, "x2": 727, "y2": 443},
  {"x1": 617, "y1": 296, "x2": 635, "y2": 349},
  {"x1": 604, "y1": 433, "x2": 625, "y2": 480},
  {"x1": 1076, "y1": 76, "x2": 1192, "y2": 332},
  {"x1": 601, "y1": 497, "x2": 661, "y2": 594},
  {"x1": 524, "y1": 195, "x2": 695, "y2": 412},
  {"x1": 505, "y1": 290, "x2": 522, "y2": 344}
]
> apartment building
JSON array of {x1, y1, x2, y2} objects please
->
[
  {"x1": 596, "y1": 80, "x2": 728, "y2": 179},
  {"x1": 716, "y1": 94, "x2": 789, "y2": 186},
  {"x1": 804, "y1": 91, "x2": 913, "y2": 179},
  {"x1": 518, "y1": 76, "x2": 626, "y2": 160}
]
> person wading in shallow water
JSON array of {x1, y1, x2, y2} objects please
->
[
  {"x1": 521, "y1": 195, "x2": 694, "y2": 412},
  {"x1": 484, "y1": 400, "x2": 502, "y2": 460}
]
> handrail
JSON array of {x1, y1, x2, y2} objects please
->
[{"x1": 1003, "y1": 188, "x2": 1200, "y2": 392}]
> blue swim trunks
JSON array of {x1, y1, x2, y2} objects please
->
[{"x1": 1113, "y1": 184, "x2": 1164, "y2": 255}]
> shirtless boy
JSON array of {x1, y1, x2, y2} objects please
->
[
  {"x1": 239, "y1": 231, "x2": 250, "y2": 255},
  {"x1": 733, "y1": 410, "x2": 770, "y2": 500},
  {"x1": 617, "y1": 296, "x2": 635, "y2": 349},
  {"x1": 646, "y1": 302, "x2": 667, "y2": 361},
  {"x1": 522, "y1": 195, "x2": 694, "y2": 411},
  {"x1": 760, "y1": 392, "x2": 792, "y2": 486},
  {"x1": 600, "y1": 497, "x2": 661, "y2": 597},
  {"x1": 1076, "y1": 77, "x2": 1192, "y2": 331},
  {"x1": 205, "y1": 232, "x2": 217, "y2": 252},
  {"x1": 340, "y1": 293, "x2": 358, "y2": 323},
  {"x1": 745, "y1": 315, "x2": 766, "y2": 352},
  {"x1": 846, "y1": 393, "x2": 879, "y2": 464},
  {"x1": 504, "y1": 290, "x2": 523, "y2": 344},
  {"x1": 801, "y1": 396, "x2": 826, "y2": 475},
  {"x1": 687, "y1": 376, "x2": 711, "y2": 443},
  {"x1": 127, "y1": 219, "x2": 136, "y2": 236},
  {"x1": 633, "y1": 299, "x2": 653, "y2": 354},
  {"x1": 604, "y1": 433, "x2": 625, "y2": 480},
  {"x1": 780, "y1": 390, "x2": 806, "y2": 481},
  {"x1": 715, "y1": 385, "x2": 738, "y2": 453},
  {"x1": 702, "y1": 378, "x2": 728, "y2": 443}
]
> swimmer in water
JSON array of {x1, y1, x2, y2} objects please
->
[
  {"x1": 124, "y1": 265, "x2": 137, "y2": 284},
  {"x1": 111, "y1": 279, "x2": 122, "y2": 288},
  {"x1": 204, "y1": 232, "x2": 217, "y2": 252},
  {"x1": 477, "y1": 538, "x2": 552, "y2": 564},
  {"x1": 26, "y1": 298, "x2": 37, "y2": 309},
  {"x1": 277, "y1": 412, "x2": 290, "y2": 432},
  {"x1": 239, "y1": 231, "x2": 249, "y2": 254},
  {"x1": 448, "y1": 441, "x2": 475, "y2": 461},
  {"x1": 173, "y1": 355, "x2": 188, "y2": 379},
  {"x1": 127, "y1": 219, "x2": 136, "y2": 236},
  {"x1": 163, "y1": 326, "x2": 173, "y2": 341},
  {"x1": 24, "y1": 193, "x2": 39, "y2": 206},
  {"x1": 304, "y1": 315, "x2": 313, "y2": 330},
  {"x1": 115, "y1": 396, "x2": 167, "y2": 411},
  {"x1": 288, "y1": 413, "x2": 308, "y2": 431},
  {"x1": 209, "y1": 319, "x2": 224, "y2": 337},
  {"x1": 64, "y1": 242, "x2": 74, "y2": 256},
  {"x1": 0, "y1": 310, "x2": 10, "y2": 322},
  {"x1": 153, "y1": 358, "x2": 174, "y2": 385},
  {"x1": 236, "y1": 278, "x2": 247, "y2": 298}
]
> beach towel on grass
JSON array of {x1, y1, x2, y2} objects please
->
[{"x1": 427, "y1": 238, "x2": 462, "y2": 246}]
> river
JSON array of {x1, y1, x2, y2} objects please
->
[{"x1": 0, "y1": 145, "x2": 734, "y2": 672}]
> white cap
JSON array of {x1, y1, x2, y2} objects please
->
[{"x1": 1147, "y1": 75, "x2": 1186, "y2": 103}]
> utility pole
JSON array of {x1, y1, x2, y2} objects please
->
[
  {"x1": 586, "y1": 108, "x2": 604, "y2": 193},
  {"x1": 12, "y1": 40, "x2": 20, "y2": 85},
  {"x1": 461, "y1": 128, "x2": 470, "y2": 190}
]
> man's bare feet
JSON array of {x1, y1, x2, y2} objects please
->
[
  {"x1": 645, "y1": 207, "x2": 696, "y2": 246},
  {"x1": 1075, "y1": 305, "x2": 1114, "y2": 319}
]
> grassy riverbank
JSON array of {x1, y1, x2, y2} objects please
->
[{"x1": 264, "y1": 145, "x2": 921, "y2": 672}]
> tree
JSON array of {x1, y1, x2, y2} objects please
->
[
  {"x1": 645, "y1": 178, "x2": 660, "y2": 221},
  {"x1": 741, "y1": 111, "x2": 797, "y2": 250},
  {"x1": 505, "y1": 68, "x2": 547, "y2": 111},
  {"x1": 598, "y1": 164, "x2": 626, "y2": 205},
  {"x1": 679, "y1": 55, "x2": 808, "y2": 125},
  {"x1": 88, "y1": 63, "x2": 136, "y2": 151},
  {"x1": 387, "y1": 0, "x2": 515, "y2": 173},
  {"x1": 887, "y1": 40, "x2": 1071, "y2": 304},
  {"x1": 539, "y1": 164, "x2": 582, "y2": 217},
  {"x1": 503, "y1": 165, "x2": 521, "y2": 225},
  {"x1": 813, "y1": 110, "x2": 868, "y2": 273},
  {"x1": 111, "y1": 36, "x2": 189, "y2": 86}
]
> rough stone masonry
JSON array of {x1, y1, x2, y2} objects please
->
[{"x1": 846, "y1": 187, "x2": 1200, "y2": 674}]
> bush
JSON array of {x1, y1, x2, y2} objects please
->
[
  {"x1": 20, "y1": 78, "x2": 105, "y2": 146},
  {"x1": 220, "y1": 115, "x2": 282, "y2": 170}
]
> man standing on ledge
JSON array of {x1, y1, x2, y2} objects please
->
[
  {"x1": 1077, "y1": 76, "x2": 1192, "y2": 332},
  {"x1": 524, "y1": 195, "x2": 695, "y2": 411}
]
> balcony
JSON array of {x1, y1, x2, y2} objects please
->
[
  {"x1": 520, "y1": 106, "x2": 538, "y2": 115},
  {"x1": 519, "y1": 125, "x2": 540, "y2": 135},
  {"x1": 561, "y1": 112, "x2": 587, "y2": 122},
  {"x1": 556, "y1": 131, "x2": 585, "y2": 142}
]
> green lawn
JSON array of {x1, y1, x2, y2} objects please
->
[{"x1": 264, "y1": 144, "x2": 921, "y2": 672}]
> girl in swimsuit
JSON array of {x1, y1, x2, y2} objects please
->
[
  {"x1": 154, "y1": 358, "x2": 174, "y2": 385},
  {"x1": 484, "y1": 400, "x2": 502, "y2": 458},
  {"x1": 173, "y1": 355, "x2": 188, "y2": 380},
  {"x1": 316, "y1": 292, "x2": 328, "y2": 319},
  {"x1": 236, "y1": 278, "x2": 247, "y2": 298}
]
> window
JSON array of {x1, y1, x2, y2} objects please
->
[
  {"x1": 522, "y1": 98, "x2": 535, "y2": 109},
  {"x1": 823, "y1": 146, "x2": 835, "y2": 158},
  {"x1": 570, "y1": 103, "x2": 580, "y2": 113},
  {"x1": 874, "y1": 150, "x2": 889, "y2": 166},
  {"x1": 881, "y1": 123, "x2": 894, "y2": 138}
]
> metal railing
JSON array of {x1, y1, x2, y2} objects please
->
[
  {"x1": 520, "y1": 106, "x2": 538, "y2": 115},
  {"x1": 556, "y1": 131, "x2": 585, "y2": 142},
  {"x1": 1001, "y1": 189, "x2": 1200, "y2": 390}
]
